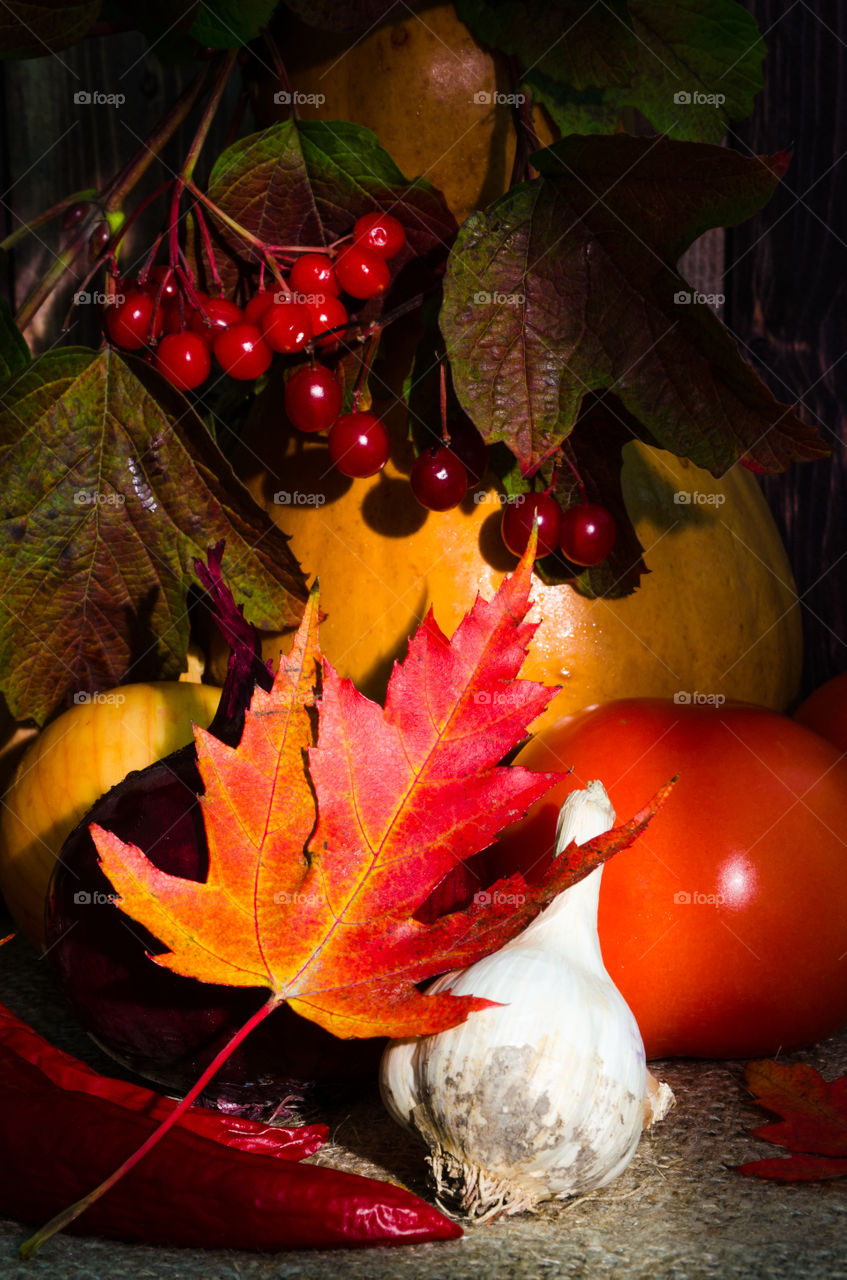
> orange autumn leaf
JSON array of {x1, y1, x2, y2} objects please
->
[
  {"x1": 91, "y1": 539, "x2": 667, "y2": 1042},
  {"x1": 736, "y1": 1059, "x2": 847, "y2": 1181}
]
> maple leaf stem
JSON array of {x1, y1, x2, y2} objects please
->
[{"x1": 18, "y1": 993, "x2": 281, "y2": 1259}]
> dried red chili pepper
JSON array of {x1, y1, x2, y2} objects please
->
[
  {"x1": 2, "y1": 1047, "x2": 462, "y2": 1251},
  {"x1": 0, "y1": 1001, "x2": 326, "y2": 1160}
]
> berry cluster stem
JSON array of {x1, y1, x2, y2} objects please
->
[{"x1": 15, "y1": 67, "x2": 213, "y2": 332}]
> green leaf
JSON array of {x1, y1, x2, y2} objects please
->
[
  {"x1": 205, "y1": 118, "x2": 456, "y2": 293},
  {"x1": 0, "y1": 348, "x2": 307, "y2": 725},
  {"x1": 190, "y1": 0, "x2": 279, "y2": 49},
  {"x1": 611, "y1": 0, "x2": 765, "y2": 142},
  {"x1": 0, "y1": 0, "x2": 101, "y2": 58},
  {"x1": 0, "y1": 299, "x2": 30, "y2": 380},
  {"x1": 440, "y1": 134, "x2": 826, "y2": 479},
  {"x1": 456, "y1": 0, "x2": 636, "y2": 92},
  {"x1": 523, "y1": 70, "x2": 622, "y2": 138},
  {"x1": 458, "y1": 0, "x2": 764, "y2": 144}
]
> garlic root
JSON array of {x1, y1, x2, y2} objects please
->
[{"x1": 643, "y1": 1069, "x2": 675, "y2": 1128}]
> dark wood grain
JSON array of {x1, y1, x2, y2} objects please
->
[{"x1": 727, "y1": 1, "x2": 847, "y2": 697}]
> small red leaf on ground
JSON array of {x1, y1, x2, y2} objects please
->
[{"x1": 736, "y1": 1059, "x2": 847, "y2": 1181}]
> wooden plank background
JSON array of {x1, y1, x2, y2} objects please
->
[{"x1": 727, "y1": 0, "x2": 846, "y2": 695}]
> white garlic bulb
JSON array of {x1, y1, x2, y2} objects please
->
[{"x1": 380, "y1": 780, "x2": 672, "y2": 1220}]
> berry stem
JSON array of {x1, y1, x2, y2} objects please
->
[
  {"x1": 560, "y1": 442, "x2": 588, "y2": 504},
  {"x1": 261, "y1": 29, "x2": 295, "y2": 115},
  {"x1": 100, "y1": 180, "x2": 172, "y2": 260},
  {"x1": 180, "y1": 50, "x2": 238, "y2": 187},
  {"x1": 189, "y1": 203, "x2": 224, "y2": 293},
  {"x1": 439, "y1": 359, "x2": 449, "y2": 443},
  {"x1": 352, "y1": 330, "x2": 382, "y2": 409},
  {"x1": 175, "y1": 262, "x2": 210, "y2": 317},
  {"x1": 102, "y1": 69, "x2": 211, "y2": 215}
]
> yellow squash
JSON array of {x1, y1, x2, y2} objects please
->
[
  {"x1": 242, "y1": 435, "x2": 801, "y2": 732},
  {"x1": 0, "y1": 681, "x2": 220, "y2": 948}
]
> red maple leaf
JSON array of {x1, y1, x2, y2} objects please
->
[
  {"x1": 90, "y1": 539, "x2": 666, "y2": 1041},
  {"x1": 736, "y1": 1059, "x2": 847, "y2": 1180}
]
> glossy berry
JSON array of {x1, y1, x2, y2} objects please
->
[
  {"x1": 212, "y1": 323, "x2": 272, "y2": 381},
  {"x1": 328, "y1": 412, "x2": 390, "y2": 478},
  {"x1": 261, "y1": 300, "x2": 312, "y2": 354},
  {"x1": 501, "y1": 492, "x2": 562, "y2": 558},
  {"x1": 190, "y1": 296, "x2": 243, "y2": 340},
  {"x1": 289, "y1": 254, "x2": 340, "y2": 299},
  {"x1": 62, "y1": 201, "x2": 91, "y2": 230},
  {"x1": 284, "y1": 364, "x2": 343, "y2": 433},
  {"x1": 305, "y1": 294, "x2": 348, "y2": 349},
  {"x1": 154, "y1": 332, "x2": 211, "y2": 391},
  {"x1": 243, "y1": 290, "x2": 276, "y2": 325},
  {"x1": 353, "y1": 212, "x2": 406, "y2": 259},
  {"x1": 333, "y1": 244, "x2": 391, "y2": 300},
  {"x1": 445, "y1": 418, "x2": 489, "y2": 487},
  {"x1": 160, "y1": 297, "x2": 197, "y2": 334},
  {"x1": 88, "y1": 223, "x2": 112, "y2": 258},
  {"x1": 147, "y1": 266, "x2": 179, "y2": 301},
  {"x1": 410, "y1": 446, "x2": 468, "y2": 511},
  {"x1": 558, "y1": 502, "x2": 617, "y2": 566},
  {"x1": 105, "y1": 288, "x2": 161, "y2": 350}
]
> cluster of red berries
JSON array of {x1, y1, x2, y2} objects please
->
[
  {"x1": 283, "y1": 362, "x2": 391, "y2": 478},
  {"x1": 501, "y1": 490, "x2": 617, "y2": 567},
  {"x1": 98, "y1": 202, "x2": 616, "y2": 564},
  {"x1": 101, "y1": 212, "x2": 406, "y2": 405}
]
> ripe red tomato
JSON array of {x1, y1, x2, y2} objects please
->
[
  {"x1": 794, "y1": 672, "x2": 847, "y2": 755},
  {"x1": 489, "y1": 698, "x2": 847, "y2": 1059}
]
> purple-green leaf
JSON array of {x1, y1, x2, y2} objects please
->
[
  {"x1": 440, "y1": 134, "x2": 826, "y2": 478},
  {"x1": 205, "y1": 118, "x2": 456, "y2": 293},
  {"x1": 0, "y1": 348, "x2": 306, "y2": 725}
]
